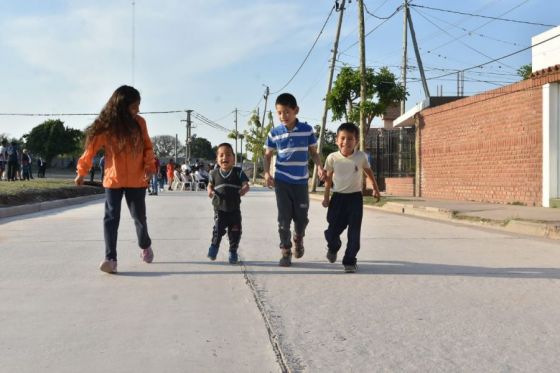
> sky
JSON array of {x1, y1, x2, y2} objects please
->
[{"x1": 0, "y1": 0, "x2": 559, "y2": 149}]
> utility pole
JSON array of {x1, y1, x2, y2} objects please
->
[
  {"x1": 358, "y1": 0, "x2": 367, "y2": 152},
  {"x1": 181, "y1": 110, "x2": 193, "y2": 164},
  {"x1": 400, "y1": 0, "x2": 408, "y2": 115},
  {"x1": 174, "y1": 134, "x2": 178, "y2": 163},
  {"x1": 234, "y1": 108, "x2": 238, "y2": 164},
  {"x1": 311, "y1": 0, "x2": 346, "y2": 192},
  {"x1": 261, "y1": 86, "x2": 270, "y2": 136},
  {"x1": 407, "y1": 10, "x2": 430, "y2": 99}
]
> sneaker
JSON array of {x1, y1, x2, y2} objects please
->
[
  {"x1": 207, "y1": 245, "x2": 219, "y2": 261},
  {"x1": 279, "y1": 248, "x2": 292, "y2": 267},
  {"x1": 344, "y1": 264, "x2": 358, "y2": 273},
  {"x1": 141, "y1": 247, "x2": 154, "y2": 263},
  {"x1": 228, "y1": 251, "x2": 239, "y2": 264},
  {"x1": 326, "y1": 250, "x2": 337, "y2": 263},
  {"x1": 99, "y1": 259, "x2": 118, "y2": 274},
  {"x1": 293, "y1": 235, "x2": 304, "y2": 259}
]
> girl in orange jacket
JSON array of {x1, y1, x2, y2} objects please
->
[{"x1": 75, "y1": 85, "x2": 156, "y2": 274}]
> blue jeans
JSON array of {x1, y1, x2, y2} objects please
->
[
  {"x1": 274, "y1": 180, "x2": 309, "y2": 249},
  {"x1": 103, "y1": 188, "x2": 151, "y2": 260},
  {"x1": 151, "y1": 175, "x2": 158, "y2": 195}
]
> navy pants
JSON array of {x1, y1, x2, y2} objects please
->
[
  {"x1": 274, "y1": 180, "x2": 309, "y2": 249},
  {"x1": 211, "y1": 209, "x2": 242, "y2": 252},
  {"x1": 324, "y1": 192, "x2": 363, "y2": 266},
  {"x1": 104, "y1": 188, "x2": 151, "y2": 260}
]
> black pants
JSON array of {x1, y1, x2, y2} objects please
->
[
  {"x1": 324, "y1": 192, "x2": 363, "y2": 266},
  {"x1": 104, "y1": 188, "x2": 151, "y2": 260},
  {"x1": 7, "y1": 161, "x2": 18, "y2": 181},
  {"x1": 274, "y1": 180, "x2": 309, "y2": 249},
  {"x1": 211, "y1": 209, "x2": 242, "y2": 252}
]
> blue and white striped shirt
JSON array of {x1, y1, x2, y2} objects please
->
[{"x1": 265, "y1": 120, "x2": 317, "y2": 184}]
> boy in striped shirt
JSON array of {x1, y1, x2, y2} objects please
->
[{"x1": 264, "y1": 93, "x2": 325, "y2": 267}]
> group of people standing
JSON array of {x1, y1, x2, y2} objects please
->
[
  {"x1": 0, "y1": 140, "x2": 46, "y2": 181},
  {"x1": 75, "y1": 86, "x2": 380, "y2": 275}
]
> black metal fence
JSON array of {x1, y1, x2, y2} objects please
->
[{"x1": 366, "y1": 127, "x2": 416, "y2": 191}]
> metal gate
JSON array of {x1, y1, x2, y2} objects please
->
[{"x1": 367, "y1": 127, "x2": 416, "y2": 191}]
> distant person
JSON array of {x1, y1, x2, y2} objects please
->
[
  {"x1": 207, "y1": 143, "x2": 250, "y2": 264},
  {"x1": 74, "y1": 85, "x2": 157, "y2": 274},
  {"x1": 88, "y1": 165, "x2": 95, "y2": 183},
  {"x1": 99, "y1": 155, "x2": 105, "y2": 181},
  {"x1": 166, "y1": 159, "x2": 175, "y2": 190},
  {"x1": 21, "y1": 149, "x2": 31, "y2": 180},
  {"x1": 37, "y1": 157, "x2": 47, "y2": 178},
  {"x1": 322, "y1": 122, "x2": 380, "y2": 273},
  {"x1": 149, "y1": 157, "x2": 160, "y2": 195},
  {"x1": 158, "y1": 162, "x2": 166, "y2": 190},
  {"x1": 6, "y1": 141, "x2": 19, "y2": 181},
  {"x1": 264, "y1": 93, "x2": 325, "y2": 267},
  {"x1": 0, "y1": 141, "x2": 5, "y2": 181}
]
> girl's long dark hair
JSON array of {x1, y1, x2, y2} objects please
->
[{"x1": 84, "y1": 85, "x2": 143, "y2": 152}]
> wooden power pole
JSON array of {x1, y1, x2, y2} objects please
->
[
  {"x1": 358, "y1": 0, "x2": 367, "y2": 152},
  {"x1": 311, "y1": 0, "x2": 346, "y2": 192}
]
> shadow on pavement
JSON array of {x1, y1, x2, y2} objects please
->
[{"x1": 115, "y1": 260, "x2": 560, "y2": 279}]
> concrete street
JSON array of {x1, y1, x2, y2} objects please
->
[{"x1": 1, "y1": 187, "x2": 560, "y2": 372}]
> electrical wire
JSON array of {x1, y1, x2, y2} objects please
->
[
  {"x1": 270, "y1": 4, "x2": 336, "y2": 95},
  {"x1": 410, "y1": 3, "x2": 555, "y2": 27},
  {"x1": 426, "y1": 32, "x2": 560, "y2": 81},
  {"x1": 364, "y1": 2, "x2": 402, "y2": 19}
]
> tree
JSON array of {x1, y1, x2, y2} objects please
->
[
  {"x1": 151, "y1": 135, "x2": 183, "y2": 160},
  {"x1": 245, "y1": 110, "x2": 273, "y2": 182},
  {"x1": 190, "y1": 135, "x2": 214, "y2": 160},
  {"x1": 228, "y1": 130, "x2": 241, "y2": 163},
  {"x1": 23, "y1": 119, "x2": 83, "y2": 164},
  {"x1": 517, "y1": 64, "x2": 532, "y2": 80},
  {"x1": 327, "y1": 66, "x2": 406, "y2": 139}
]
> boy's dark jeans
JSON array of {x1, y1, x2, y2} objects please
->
[
  {"x1": 211, "y1": 209, "x2": 242, "y2": 251},
  {"x1": 274, "y1": 180, "x2": 309, "y2": 249},
  {"x1": 104, "y1": 188, "x2": 151, "y2": 260},
  {"x1": 324, "y1": 192, "x2": 363, "y2": 266}
]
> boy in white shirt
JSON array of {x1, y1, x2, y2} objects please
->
[{"x1": 322, "y1": 122, "x2": 380, "y2": 273}]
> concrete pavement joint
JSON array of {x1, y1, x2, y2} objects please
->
[{"x1": 239, "y1": 260, "x2": 291, "y2": 373}]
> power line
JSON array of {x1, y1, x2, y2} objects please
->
[
  {"x1": 410, "y1": 4, "x2": 555, "y2": 27},
  {"x1": 363, "y1": 2, "x2": 402, "y2": 19},
  {"x1": 270, "y1": 4, "x2": 336, "y2": 95},
  {"x1": 0, "y1": 110, "x2": 189, "y2": 117},
  {"x1": 339, "y1": 8, "x2": 399, "y2": 54},
  {"x1": 412, "y1": 7, "x2": 516, "y2": 71},
  {"x1": 426, "y1": 32, "x2": 560, "y2": 81},
  {"x1": 191, "y1": 111, "x2": 231, "y2": 133}
]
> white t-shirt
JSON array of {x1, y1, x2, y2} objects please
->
[{"x1": 324, "y1": 150, "x2": 370, "y2": 193}]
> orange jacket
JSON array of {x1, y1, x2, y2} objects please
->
[{"x1": 77, "y1": 115, "x2": 156, "y2": 188}]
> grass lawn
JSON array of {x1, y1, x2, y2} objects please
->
[{"x1": 0, "y1": 179, "x2": 103, "y2": 207}]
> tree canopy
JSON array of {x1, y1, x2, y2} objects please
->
[
  {"x1": 190, "y1": 136, "x2": 215, "y2": 160},
  {"x1": 23, "y1": 119, "x2": 83, "y2": 163},
  {"x1": 517, "y1": 64, "x2": 532, "y2": 80},
  {"x1": 327, "y1": 66, "x2": 406, "y2": 137}
]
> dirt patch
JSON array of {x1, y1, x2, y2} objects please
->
[{"x1": 0, "y1": 182, "x2": 104, "y2": 207}]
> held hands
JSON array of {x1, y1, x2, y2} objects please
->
[
  {"x1": 264, "y1": 172, "x2": 275, "y2": 188},
  {"x1": 208, "y1": 189, "x2": 214, "y2": 198},
  {"x1": 74, "y1": 175, "x2": 85, "y2": 186},
  {"x1": 317, "y1": 166, "x2": 326, "y2": 182}
]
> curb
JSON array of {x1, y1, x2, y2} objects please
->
[
  {"x1": 0, "y1": 193, "x2": 105, "y2": 219},
  {"x1": 309, "y1": 194, "x2": 560, "y2": 240},
  {"x1": 372, "y1": 201, "x2": 560, "y2": 240}
]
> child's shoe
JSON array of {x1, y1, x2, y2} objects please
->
[
  {"x1": 99, "y1": 259, "x2": 118, "y2": 274},
  {"x1": 326, "y1": 250, "x2": 337, "y2": 263},
  {"x1": 344, "y1": 264, "x2": 358, "y2": 273},
  {"x1": 207, "y1": 245, "x2": 219, "y2": 261},
  {"x1": 279, "y1": 248, "x2": 292, "y2": 267},
  {"x1": 141, "y1": 247, "x2": 154, "y2": 263},
  {"x1": 228, "y1": 251, "x2": 239, "y2": 264},
  {"x1": 293, "y1": 235, "x2": 304, "y2": 259}
]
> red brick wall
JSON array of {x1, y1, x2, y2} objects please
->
[
  {"x1": 418, "y1": 71, "x2": 560, "y2": 206},
  {"x1": 385, "y1": 177, "x2": 414, "y2": 196}
]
